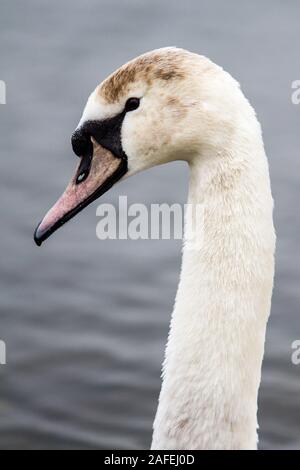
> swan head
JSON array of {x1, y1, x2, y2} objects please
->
[{"x1": 34, "y1": 47, "x2": 243, "y2": 246}]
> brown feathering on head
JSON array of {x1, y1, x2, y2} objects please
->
[{"x1": 100, "y1": 48, "x2": 187, "y2": 103}]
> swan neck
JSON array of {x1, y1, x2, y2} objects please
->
[{"x1": 152, "y1": 134, "x2": 275, "y2": 450}]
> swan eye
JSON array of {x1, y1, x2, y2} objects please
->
[{"x1": 125, "y1": 97, "x2": 140, "y2": 112}]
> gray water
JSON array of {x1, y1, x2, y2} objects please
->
[{"x1": 0, "y1": 0, "x2": 299, "y2": 450}]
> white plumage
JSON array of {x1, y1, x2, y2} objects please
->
[
  {"x1": 38, "y1": 48, "x2": 276, "y2": 449},
  {"x1": 81, "y1": 48, "x2": 276, "y2": 449}
]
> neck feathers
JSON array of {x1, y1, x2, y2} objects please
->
[{"x1": 152, "y1": 115, "x2": 275, "y2": 450}]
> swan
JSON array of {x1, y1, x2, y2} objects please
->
[{"x1": 34, "y1": 47, "x2": 276, "y2": 450}]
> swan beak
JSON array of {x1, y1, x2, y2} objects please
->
[{"x1": 34, "y1": 140, "x2": 127, "y2": 246}]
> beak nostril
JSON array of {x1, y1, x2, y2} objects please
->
[
  {"x1": 75, "y1": 150, "x2": 93, "y2": 185},
  {"x1": 76, "y1": 170, "x2": 89, "y2": 185}
]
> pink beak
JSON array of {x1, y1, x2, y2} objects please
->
[{"x1": 34, "y1": 140, "x2": 127, "y2": 246}]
